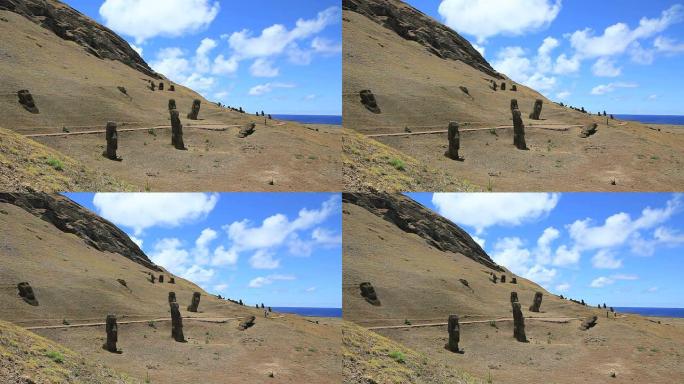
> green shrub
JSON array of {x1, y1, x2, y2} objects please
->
[
  {"x1": 45, "y1": 157, "x2": 64, "y2": 171},
  {"x1": 389, "y1": 158, "x2": 406, "y2": 171},
  {"x1": 45, "y1": 350, "x2": 64, "y2": 364},
  {"x1": 388, "y1": 350, "x2": 406, "y2": 364}
]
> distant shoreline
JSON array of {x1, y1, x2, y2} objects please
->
[
  {"x1": 271, "y1": 307, "x2": 342, "y2": 318},
  {"x1": 614, "y1": 114, "x2": 684, "y2": 126},
  {"x1": 614, "y1": 307, "x2": 684, "y2": 318},
  {"x1": 272, "y1": 114, "x2": 342, "y2": 126}
]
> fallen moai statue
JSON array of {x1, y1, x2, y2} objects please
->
[
  {"x1": 238, "y1": 122, "x2": 256, "y2": 138},
  {"x1": 579, "y1": 123, "x2": 598, "y2": 138},
  {"x1": 579, "y1": 316, "x2": 598, "y2": 331},
  {"x1": 17, "y1": 90, "x2": 39, "y2": 113},
  {"x1": 238, "y1": 316, "x2": 256, "y2": 330}
]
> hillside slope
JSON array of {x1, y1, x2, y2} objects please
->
[
  {"x1": 0, "y1": 193, "x2": 341, "y2": 383},
  {"x1": 342, "y1": 193, "x2": 684, "y2": 383},
  {"x1": 342, "y1": 0, "x2": 684, "y2": 191},
  {"x1": 0, "y1": 0, "x2": 341, "y2": 192}
]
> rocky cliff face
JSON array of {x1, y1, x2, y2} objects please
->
[
  {"x1": 0, "y1": 192, "x2": 160, "y2": 271},
  {"x1": 0, "y1": 0, "x2": 159, "y2": 78},
  {"x1": 343, "y1": 0, "x2": 502, "y2": 79},
  {"x1": 344, "y1": 192, "x2": 503, "y2": 271}
]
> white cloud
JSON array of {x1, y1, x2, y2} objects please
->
[
  {"x1": 654, "y1": 36, "x2": 684, "y2": 53},
  {"x1": 472, "y1": 43, "x2": 486, "y2": 56},
  {"x1": 213, "y1": 283, "x2": 229, "y2": 292},
  {"x1": 93, "y1": 193, "x2": 218, "y2": 235},
  {"x1": 648, "y1": 94, "x2": 658, "y2": 100},
  {"x1": 248, "y1": 274, "x2": 295, "y2": 288},
  {"x1": 553, "y1": 54, "x2": 580, "y2": 74},
  {"x1": 556, "y1": 91, "x2": 571, "y2": 100},
  {"x1": 591, "y1": 57, "x2": 622, "y2": 77},
  {"x1": 150, "y1": 238, "x2": 189, "y2": 267},
  {"x1": 555, "y1": 283, "x2": 570, "y2": 292},
  {"x1": 590, "y1": 274, "x2": 638, "y2": 288},
  {"x1": 472, "y1": 235, "x2": 486, "y2": 249},
  {"x1": 432, "y1": 193, "x2": 560, "y2": 234},
  {"x1": 536, "y1": 227, "x2": 560, "y2": 264},
  {"x1": 311, "y1": 37, "x2": 342, "y2": 54},
  {"x1": 492, "y1": 41, "x2": 560, "y2": 92},
  {"x1": 248, "y1": 82, "x2": 295, "y2": 96},
  {"x1": 212, "y1": 55, "x2": 239, "y2": 75},
  {"x1": 438, "y1": 0, "x2": 561, "y2": 43},
  {"x1": 305, "y1": 286, "x2": 317, "y2": 292},
  {"x1": 150, "y1": 45, "x2": 226, "y2": 92},
  {"x1": 591, "y1": 249, "x2": 623, "y2": 269},
  {"x1": 212, "y1": 245, "x2": 238, "y2": 266},
  {"x1": 249, "y1": 250, "x2": 280, "y2": 269},
  {"x1": 194, "y1": 228, "x2": 218, "y2": 265},
  {"x1": 227, "y1": 7, "x2": 340, "y2": 60},
  {"x1": 645, "y1": 286, "x2": 659, "y2": 293},
  {"x1": 195, "y1": 38, "x2": 218, "y2": 73},
  {"x1": 182, "y1": 264, "x2": 215, "y2": 283},
  {"x1": 552, "y1": 245, "x2": 580, "y2": 266},
  {"x1": 250, "y1": 59, "x2": 280, "y2": 77},
  {"x1": 184, "y1": 72, "x2": 216, "y2": 92},
  {"x1": 590, "y1": 82, "x2": 638, "y2": 95},
  {"x1": 526, "y1": 264, "x2": 557, "y2": 284},
  {"x1": 492, "y1": 237, "x2": 531, "y2": 275},
  {"x1": 568, "y1": 196, "x2": 680, "y2": 250},
  {"x1": 568, "y1": 5, "x2": 684, "y2": 59},
  {"x1": 311, "y1": 228, "x2": 342, "y2": 246},
  {"x1": 130, "y1": 43, "x2": 143, "y2": 57},
  {"x1": 151, "y1": 47, "x2": 191, "y2": 81},
  {"x1": 130, "y1": 235, "x2": 143, "y2": 248},
  {"x1": 99, "y1": 0, "x2": 220, "y2": 44}
]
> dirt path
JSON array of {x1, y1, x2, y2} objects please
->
[
  {"x1": 23, "y1": 122, "x2": 287, "y2": 137},
  {"x1": 365, "y1": 316, "x2": 580, "y2": 330},
  {"x1": 365, "y1": 125, "x2": 582, "y2": 138},
  {"x1": 23, "y1": 315, "x2": 286, "y2": 330}
]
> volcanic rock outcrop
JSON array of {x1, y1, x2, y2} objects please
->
[
  {"x1": 0, "y1": 192, "x2": 160, "y2": 270},
  {"x1": 343, "y1": 0, "x2": 501, "y2": 78},
  {"x1": 0, "y1": 0, "x2": 159, "y2": 78},
  {"x1": 17, "y1": 90, "x2": 39, "y2": 113},
  {"x1": 359, "y1": 90, "x2": 381, "y2": 113},
  {"x1": 359, "y1": 282, "x2": 381, "y2": 306},
  {"x1": 343, "y1": 193, "x2": 503, "y2": 271},
  {"x1": 17, "y1": 282, "x2": 38, "y2": 306}
]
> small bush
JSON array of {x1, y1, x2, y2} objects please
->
[
  {"x1": 388, "y1": 350, "x2": 406, "y2": 364},
  {"x1": 389, "y1": 158, "x2": 406, "y2": 171},
  {"x1": 46, "y1": 157, "x2": 64, "y2": 171},
  {"x1": 45, "y1": 350, "x2": 64, "y2": 364}
]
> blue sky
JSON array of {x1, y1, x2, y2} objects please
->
[
  {"x1": 63, "y1": 0, "x2": 341, "y2": 115},
  {"x1": 407, "y1": 0, "x2": 684, "y2": 115},
  {"x1": 64, "y1": 193, "x2": 342, "y2": 308},
  {"x1": 408, "y1": 193, "x2": 684, "y2": 308}
]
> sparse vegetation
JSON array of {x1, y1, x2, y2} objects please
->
[
  {"x1": 389, "y1": 158, "x2": 406, "y2": 171},
  {"x1": 45, "y1": 350, "x2": 65, "y2": 364},
  {"x1": 388, "y1": 350, "x2": 406, "y2": 364},
  {"x1": 45, "y1": 157, "x2": 64, "y2": 171}
]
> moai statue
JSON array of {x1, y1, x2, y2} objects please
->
[
  {"x1": 491, "y1": 272, "x2": 498, "y2": 283},
  {"x1": 511, "y1": 277, "x2": 517, "y2": 284},
  {"x1": 444, "y1": 121, "x2": 462, "y2": 161},
  {"x1": 510, "y1": 291, "x2": 519, "y2": 303},
  {"x1": 268, "y1": 307, "x2": 272, "y2": 312},
  {"x1": 17, "y1": 282, "x2": 39, "y2": 306},
  {"x1": 168, "y1": 292, "x2": 176, "y2": 303},
  {"x1": 169, "y1": 84, "x2": 175, "y2": 92},
  {"x1": 237, "y1": 122, "x2": 256, "y2": 138},
  {"x1": 150, "y1": 81, "x2": 156, "y2": 91},
  {"x1": 268, "y1": 114, "x2": 272, "y2": 120},
  {"x1": 261, "y1": 111, "x2": 265, "y2": 116},
  {"x1": 168, "y1": 99, "x2": 177, "y2": 111},
  {"x1": 359, "y1": 90, "x2": 381, "y2": 113},
  {"x1": 501, "y1": 275, "x2": 506, "y2": 283},
  {"x1": 17, "y1": 90, "x2": 39, "y2": 113},
  {"x1": 159, "y1": 82, "x2": 164, "y2": 91},
  {"x1": 512, "y1": 108, "x2": 528, "y2": 150},
  {"x1": 159, "y1": 275, "x2": 164, "y2": 283},
  {"x1": 239, "y1": 299, "x2": 244, "y2": 306},
  {"x1": 581, "y1": 299, "x2": 586, "y2": 306},
  {"x1": 446, "y1": 314, "x2": 463, "y2": 353},
  {"x1": 103, "y1": 315, "x2": 119, "y2": 353},
  {"x1": 490, "y1": 80, "x2": 498, "y2": 91},
  {"x1": 529, "y1": 99, "x2": 543, "y2": 120},
  {"x1": 511, "y1": 84, "x2": 517, "y2": 91},
  {"x1": 187, "y1": 292, "x2": 201, "y2": 312},
  {"x1": 610, "y1": 114, "x2": 614, "y2": 120},
  {"x1": 261, "y1": 303, "x2": 265, "y2": 309},
  {"x1": 170, "y1": 109, "x2": 186, "y2": 150},
  {"x1": 187, "y1": 99, "x2": 201, "y2": 120},
  {"x1": 359, "y1": 282, "x2": 381, "y2": 306},
  {"x1": 603, "y1": 303, "x2": 607, "y2": 309},
  {"x1": 150, "y1": 273, "x2": 156, "y2": 284},
  {"x1": 610, "y1": 307, "x2": 614, "y2": 313},
  {"x1": 238, "y1": 316, "x2": 256, "y2": 330},
  {"x1": 512, "y1": 302, "x2": 527, "y2": 342},
  {"x1": 510, "y1": 99, "x2": 519, "y2": 112},
  {"x1": 170, "y1": 302, "x2": 186, "y2": 342},
  {"x1": 104, "y1": 121, "x2": 122, "y2": 161},
  {"x1": 169, "y1": 277, "x2": 175, "y2": 284},
  {"x1": 529, "y1": 292, "x2": 543, "y2": 312},
  {"x1": 501, "y1": 82, "x2": 506, "y2": 91}
]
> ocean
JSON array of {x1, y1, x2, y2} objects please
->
[
  {"x1": 613, "y1": 307, "x2": 684, "y2": 318},
  {"x1": 614, "y1": 114, "x2": 684, "y2": 125},
  {"x1": 271, "y1": 114, "x2": 342, "y2": 125},
  {"x1": 271, "y1": 307, "x2": 342, "y2": 318}
]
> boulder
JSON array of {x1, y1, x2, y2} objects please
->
[
  {"x1": 359, "y1": 282, "x2": 381, "y2": 306},
  {"x1": 359, "y1": 90, "x2": 381, "y2": 113}
]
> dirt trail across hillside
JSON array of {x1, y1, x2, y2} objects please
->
[{"x1": 365, "y1": 316, "x2": 581, "y2": 330}]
